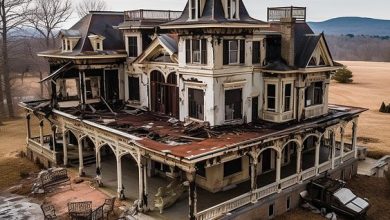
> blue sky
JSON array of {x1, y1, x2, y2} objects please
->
[{"x1": 65, "y1": 0, "x2": 390, "y2": 28}]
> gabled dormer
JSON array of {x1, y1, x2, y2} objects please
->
[
  {"x1": 60, "y1": 30, "x2": 81, "y2": 52},
  {"x1": 307, "y1": 35, "x2": 333, "y2": 67},
  {"x1": 88, "y1": 34, "x2": 106, "y2": 51}
]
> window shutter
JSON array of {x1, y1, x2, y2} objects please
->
[
  {"x1": 240, "y1": 40, "x2": 245, "y2": 64},
  {"x1": 186, "y1": 39, "x2": 191, "y2": 63},
  {"x1": 252, "y1": 41, "x2": 261, "y2": 64},
  {"x1": 223, "y1": 40, "x2": 229, "y2": 65},
  {"x1": 201, "y1": 39, "x2": 207, "y2": 65}
]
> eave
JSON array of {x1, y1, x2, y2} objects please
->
[
  {"x1": 262, "y1": 66, "x2": 342, "y2": 74},
  {"x1": 160, "y1": 22, "x2": 270, "y2": 29},
  {"x1": 37, "y1": 53, "x2": 128, "y2": 60}
]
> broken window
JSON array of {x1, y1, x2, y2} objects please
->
[
  {"x1": 57, "y1": 78, "x2": 80, "y2": 101},
  {"x1": 252, "y1": 41, "x2": 261, "y2": 64},
  {"x1": 186, "y1": 39, "x2": 207, "y2": 65},
  {"x1": 225, "y1": 89, "x2": 242, "y2": 120},
  {"x1": 266, "y1": 84, "x2": 276, "y2": 112},
  {"x1": 305, "y1": 81, "x2": 324, "y2": 107},
  {"x1": 128, "y1": 36, "x2": 138, "y2": 57},
  {"x1": 284, "y1": 83, "x2": 293, "y2": 112},
  {"x1": 128, "y1": 76, "x2": 140, "y2": 101},
  {"x1": 223, "y1": 158, "x2": 242, "y2": 177},
  {"x1": 188, "y1": 88, "x2": 204, "y2": 120}
]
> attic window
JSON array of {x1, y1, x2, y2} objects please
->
[{"x1": 227, "y1": 0, "x2": 239, "y2": 19}]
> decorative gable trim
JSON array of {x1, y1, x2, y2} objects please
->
[{"x1": 306, "y1": 35, "x2": 333, "y2": 67}]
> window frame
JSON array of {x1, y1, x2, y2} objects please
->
[
  {"x1": 128, "y1": 76, "x2": 140, "y2": 102},
  {"x1": 252, "y1": 41, "x2": 261, "y2": 64},
  {"x1": 226, "y1": 0, "x2": 239, "y2": 19},
  {"x1": 188, "y1": 87, "x2": 205, "y2": 121},
  {"x1": 223, "y1": 158, "x2": 242, "y2": 177},
  {"x1": 127, "y1": 36, "x2": 138, "y2": 58},
  {"x1": 186, "y1": 38, "x2": 208, "y2": 65},
  {"x1": 266, "y1": 83, "x2": 277, "y2": 112},
  {"x1": 305, "y1": 81, "x2": 324, "y2": 107},
  {"x1": 228, "y1": 40, "x2": 239, "y2": 64},
  {"x1": 283, "y1": 82, "x2": 293, "y2": 113},
  {"x1": 224, "y1": 88, "x2": 243, "y2": 121}
]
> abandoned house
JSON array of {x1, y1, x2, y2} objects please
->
[{"x1": 20, "y1": 1, "x2": 366, "y2": 220}]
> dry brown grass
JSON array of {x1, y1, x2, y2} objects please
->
[{"x1": 330, "y1": 61, "x2": 390, "y2": 157}]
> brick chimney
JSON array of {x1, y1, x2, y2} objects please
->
[{"x1": 279, "y1": 17, "x2": 296, "y2": 66}]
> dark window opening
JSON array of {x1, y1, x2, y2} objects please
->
[
  {"x1": 252, "y1": 41, "x2": 261, "y2": 64},
  {"x1": 190, "y1": 0, "x2": 196, "y2": 19},
  {"x1": 128, "y1": 76, "x2": 140, "y2": 101},
  {"x1": 96, "y1": 42, "x2": 101, "y2": 50},
  {"x1": 305, "y1": 81, "x2": 323, "y2": 107},
  {"x1": 319, "y1": 56, "x2": 326, "y2": 66},
  {"x1": 308, "y1": 57, "x2": 317, "y2": 66},
  {"x1": 196, "y1": 161, "x2": 206, "y2": 178},
  {"x1": 267, "y1": 84, "x2": 276, "y2": 112},
  {"x1": 67, "y1": 40, "x2": 71, "y2": 51},
  {"x1": 284, "y1": 83, "x2": 292, "y2": 112},
  {"x1": 225, "y1": 89, "x2": 242, "y2": 120},
  {"x1": 287, "y1": 196, "x2": 291, "y2": 211},
  {"x1": 269, "y1": 203, "x2": 274, "y2": 217},
  {"x1": 252, "y1": 96, "x2": 259, "y2": 122},
  {"x1": 128, "y1": 36, "x2": 138, "y2": 57},
  {"x1": 265, "y1": 36, "x2": 281, "y2": 65},
  {"x1": 188, "y1": 88, "x2": 204, "y2": 120},
  {"x1": 224, "y1": 158, "x2": 242, "y2": 177}
]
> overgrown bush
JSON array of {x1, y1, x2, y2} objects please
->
[{"x1": 332, "y1": 67, "x2": 354, "y2": 83}]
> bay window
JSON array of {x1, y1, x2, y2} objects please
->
[
  {"x1": 266, "y1": 84, "x2": 276, "y2": 112},
  {"x1": 284, "y1": 83, "x2": 293, "y2": 112}
]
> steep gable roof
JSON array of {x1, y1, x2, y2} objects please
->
[{"x1": 134, "y1": 34, "x2": 179, "y2": 64}]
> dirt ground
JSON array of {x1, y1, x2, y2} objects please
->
[{"x1": 330, "y1": 61, "x2": 390, "y2": 157}]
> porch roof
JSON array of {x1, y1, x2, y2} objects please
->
[{"x1": 31, "y1": 103, "x2": 366, "y2": 162}]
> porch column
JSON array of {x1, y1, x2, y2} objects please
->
[
  {"x1": 39, "y1": 121, "x2": 44, "y2": 147},
  {"x1": 352, "y1": 119, "x2": 359, "y2": 158},
  {"x1": 26, "y1": 114, "x2": 31, "y2": 139},
  {"x1": 340, "y1": 127, "x2": 345, "y2": 162},
  {"x1": 117, "y1": 156, "x2": 123, "y2": 199},
  {"x1": 138, "y1": 156, "x2": 148, "y2": 210},
  {"x1": 51, "y1": 125, "x2": 57, "y2": 164},
  {"x1": 296, "y1": 146, "x2": 302, "y2": 180},
  {"x1": 276, "y1": 152, "x2": 281, "y2": 184},
  {"x1": 79, "y1": 71, "x2": 86, "y2": 108},
  {"x1": 250, "y1": 158, "x2": 258, "y2": 191},
  {"x1": 331, "y1": 131, "x2": 336, "y2": 169},
  {"x1": 187, "y1": 172, "x2": 197, "y2": 220},
  {"x1": 78, "y1": 138, "x2": 84, "y2": 176},
  {"x1": 62, "y1": 129, "x2": 68, "y2": 166},
  {"x1": 315, "y1": 140, "x2": 320, "y2": 174}
]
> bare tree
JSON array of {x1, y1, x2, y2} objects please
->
[
  {"x1": 76, "y1": 0, "x2": 107, "y2": 18},
  {"x1": 28, "y1": 0, "x2": 72, "y2": 97},
  {"x1": 0, "y1": 0, "x2": 32, "y2": 118},
  {"x1": 28, "y1": 0, "x2": 72, "y2": 48}
]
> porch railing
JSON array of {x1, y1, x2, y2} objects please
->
[
  {"x1": 301, "y1": 167, "x2": 316, "y2": 181},
  {"x1": 196, "y1": 192, "x2": 252, "y2": 220},
  {"x1": 343, "y1": 151, "x2": 355, "y2": 162},
  {"x1": 124, "y1": 9, "x2": 182, "y2": 21},
  {"x1": 334, "y1": 157, "x2": 342, "y2": 167},
  {"x1": 318, "y1": 161, "x2": 332, "y2": 174},
  {"x1": 280, "y1": 174, "x2": 299, "y2": 189},
  {"x1": 253, "y1": 182, "x2": 279, "y2": 200},
  {"x1": 28, "y1": 138, "x2": 56, "y2": 162}
]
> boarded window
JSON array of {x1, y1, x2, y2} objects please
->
[
  {"x1": 223, "y1": 158, "x2": 242, "y2": 177},
  {"x1": 267, "y1": 84, "x2": 276, "y2": 112},
  {"x1": 305, "y1": 81, "x2": 323, "y2": 107},
  {"x1": 128, "y1": 36, "x2": 138, "y2": 57},
  {"x1": 284, "y1": 83, "x2": 292, "y2": 112},
  {"x1": 225, "y1": 89, "x2": 242, "y2": 120},
  {"x1": 188, "y1": 88, "x2": 204, "y2": 120},
  {"x1": 252, "y1": 41, "x2": 261, "y2": 64},
  {"x1": 128, "y1": 76, "x2": 140, "y2": 101}
]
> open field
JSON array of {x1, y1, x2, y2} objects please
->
[{"x1": 330, "y1": 61, "x2": 390, "y2": 157}]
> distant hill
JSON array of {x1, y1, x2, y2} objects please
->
[{"x1": 308, "y1": 17, "x2": 390, "y2": 36}]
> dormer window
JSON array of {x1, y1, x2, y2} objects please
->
[
  {"x1": 226, "y1": 0, "x2": 239, "y2": 19},
  {"x1": 190, "y1": 0, "x2": 204, "y2": 20},
  {"x1": 60, "y1": 29, "x2": 81, "y2": 53},
  {"x1": 88, "y1": 35, "x2": 105, "y2": 51}
]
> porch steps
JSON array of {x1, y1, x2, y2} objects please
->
[{"x1": 68, "y1": 155, "x2": 96, "y2": 167}]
